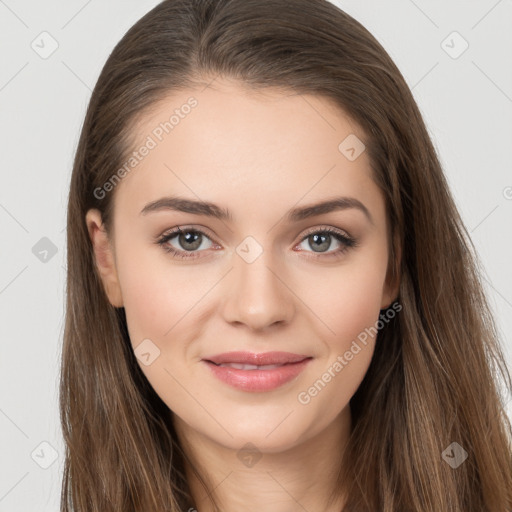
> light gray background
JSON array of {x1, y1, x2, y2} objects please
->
[{"x1": 0, "y1": 0, "x2": 511, "y2": 510}]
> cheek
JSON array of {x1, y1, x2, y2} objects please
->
[
  {"x1": 116, "y1": 253, "x2": 205, "y2": 407},
  {"x1": 300, "y1": 249, "x2": 388, "y2": 405},
  {"x1": 115, "y1": 242, "x2": 211, "y2": 347},
  {"x1": 296, "y1": 265, "x2": 386, "y2": 424},
  {"x1": 118, "y1": 268, "x2": 169, "y2": 347},
  {"x1": 308, "y1": 252, "x2": 388, "y2": 348}
]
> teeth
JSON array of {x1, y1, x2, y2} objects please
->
[{"x1": 218, "y1": 363, "x2": 283, "y2": 370}]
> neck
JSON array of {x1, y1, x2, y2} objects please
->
[{"x1": 173, "y1": 407, "x2": 351, "y2": 512}]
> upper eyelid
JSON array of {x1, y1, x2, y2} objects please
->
[
  {"x1": 300, "y1": 225, "x2": 352, "y2": 239},
  {"x1": 159, "y1": 225, "x2": 218, "y2": 244}
]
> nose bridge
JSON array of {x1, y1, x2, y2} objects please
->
[{"x1": 222, "y1": 237, "x2": 295, "y2": 331}]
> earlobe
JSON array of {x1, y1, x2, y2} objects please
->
[{"x1": 85, "y1": 209, "x2": 124, "y2": 308}]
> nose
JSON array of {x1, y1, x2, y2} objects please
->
[{"x1": 221, "y1": 246, "x2": 295, "y2": 332}]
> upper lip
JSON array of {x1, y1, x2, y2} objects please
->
[{"x1": 204, "y1": 351, "x2": 311, "y2": 366}]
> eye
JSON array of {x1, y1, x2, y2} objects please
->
[
  {"x1": 156, "y1": 227, "x2": 217, "y2": 260},
  {"x1": 295, "y1": 227, "x2": 357, "y2": 259},
  {"x1": 156, "y1": 226, "x2": 358, "y2": 260}
]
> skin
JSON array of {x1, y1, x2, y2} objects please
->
[{"x1": 86, "y1": 77, "x2": 400, "y2": 512}]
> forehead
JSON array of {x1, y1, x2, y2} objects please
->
[{"x1": 113, "y1": 79, "x2": 383, "y2": 224}]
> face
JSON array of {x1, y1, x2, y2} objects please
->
[{"x1": 86, "y1": 78, "x2": 399, "y2": 454}]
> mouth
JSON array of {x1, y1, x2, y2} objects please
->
[
  {"x1": 202, "y1": 351, "x2": 313, "y2": 392},
  {"x1": 203, "y1": 350, "x2": 311, "y2": 366}
]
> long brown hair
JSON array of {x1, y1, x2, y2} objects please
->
[{"x1": 60, "y1": 0, "x2": 512, "y2": 510}]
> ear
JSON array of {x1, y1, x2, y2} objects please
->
[
  {"x1": 380, "y1": 231, "x2": 401, "y2": 309},
  {"x1": 85, "y1": 209, "x2": 123, "y2": 308}
]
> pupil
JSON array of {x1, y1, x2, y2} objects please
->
[
  {"x1": 180, "y1": 231, "x2": 201, "y2": 251},
  {"x1": 311, "y1": 233, "x2": 329, "y2": 252}
]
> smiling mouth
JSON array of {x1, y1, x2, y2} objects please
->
[{"x1": 202, "y1": 356, "x2": 313, "y2": 392}]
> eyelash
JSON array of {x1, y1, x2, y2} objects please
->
[{"x1": 156, "y1": 225, "x2": 358, "y2": 261}]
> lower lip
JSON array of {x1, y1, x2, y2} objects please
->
[{"x1": 202, "y1": 359, "x2": 312, "y2": 392}]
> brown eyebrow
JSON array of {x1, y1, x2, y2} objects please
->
[{"x1": 140, "y1": 195, "x2": 373, "y2": 225}]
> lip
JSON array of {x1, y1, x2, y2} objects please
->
[
  {"x1": 202, "y1": 351, "x2": 313, "y2": 392},
  {"x1": 204, "y1": 351, "x2": 310, "y2": 365}
]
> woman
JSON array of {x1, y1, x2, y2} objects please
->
[{"x1": 60, "y1": 0, "x2": 512, "y2": 510}]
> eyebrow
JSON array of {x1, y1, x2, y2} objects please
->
[{"x1": 140, "y1": 195, "x2": 373, "y2": 225}]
